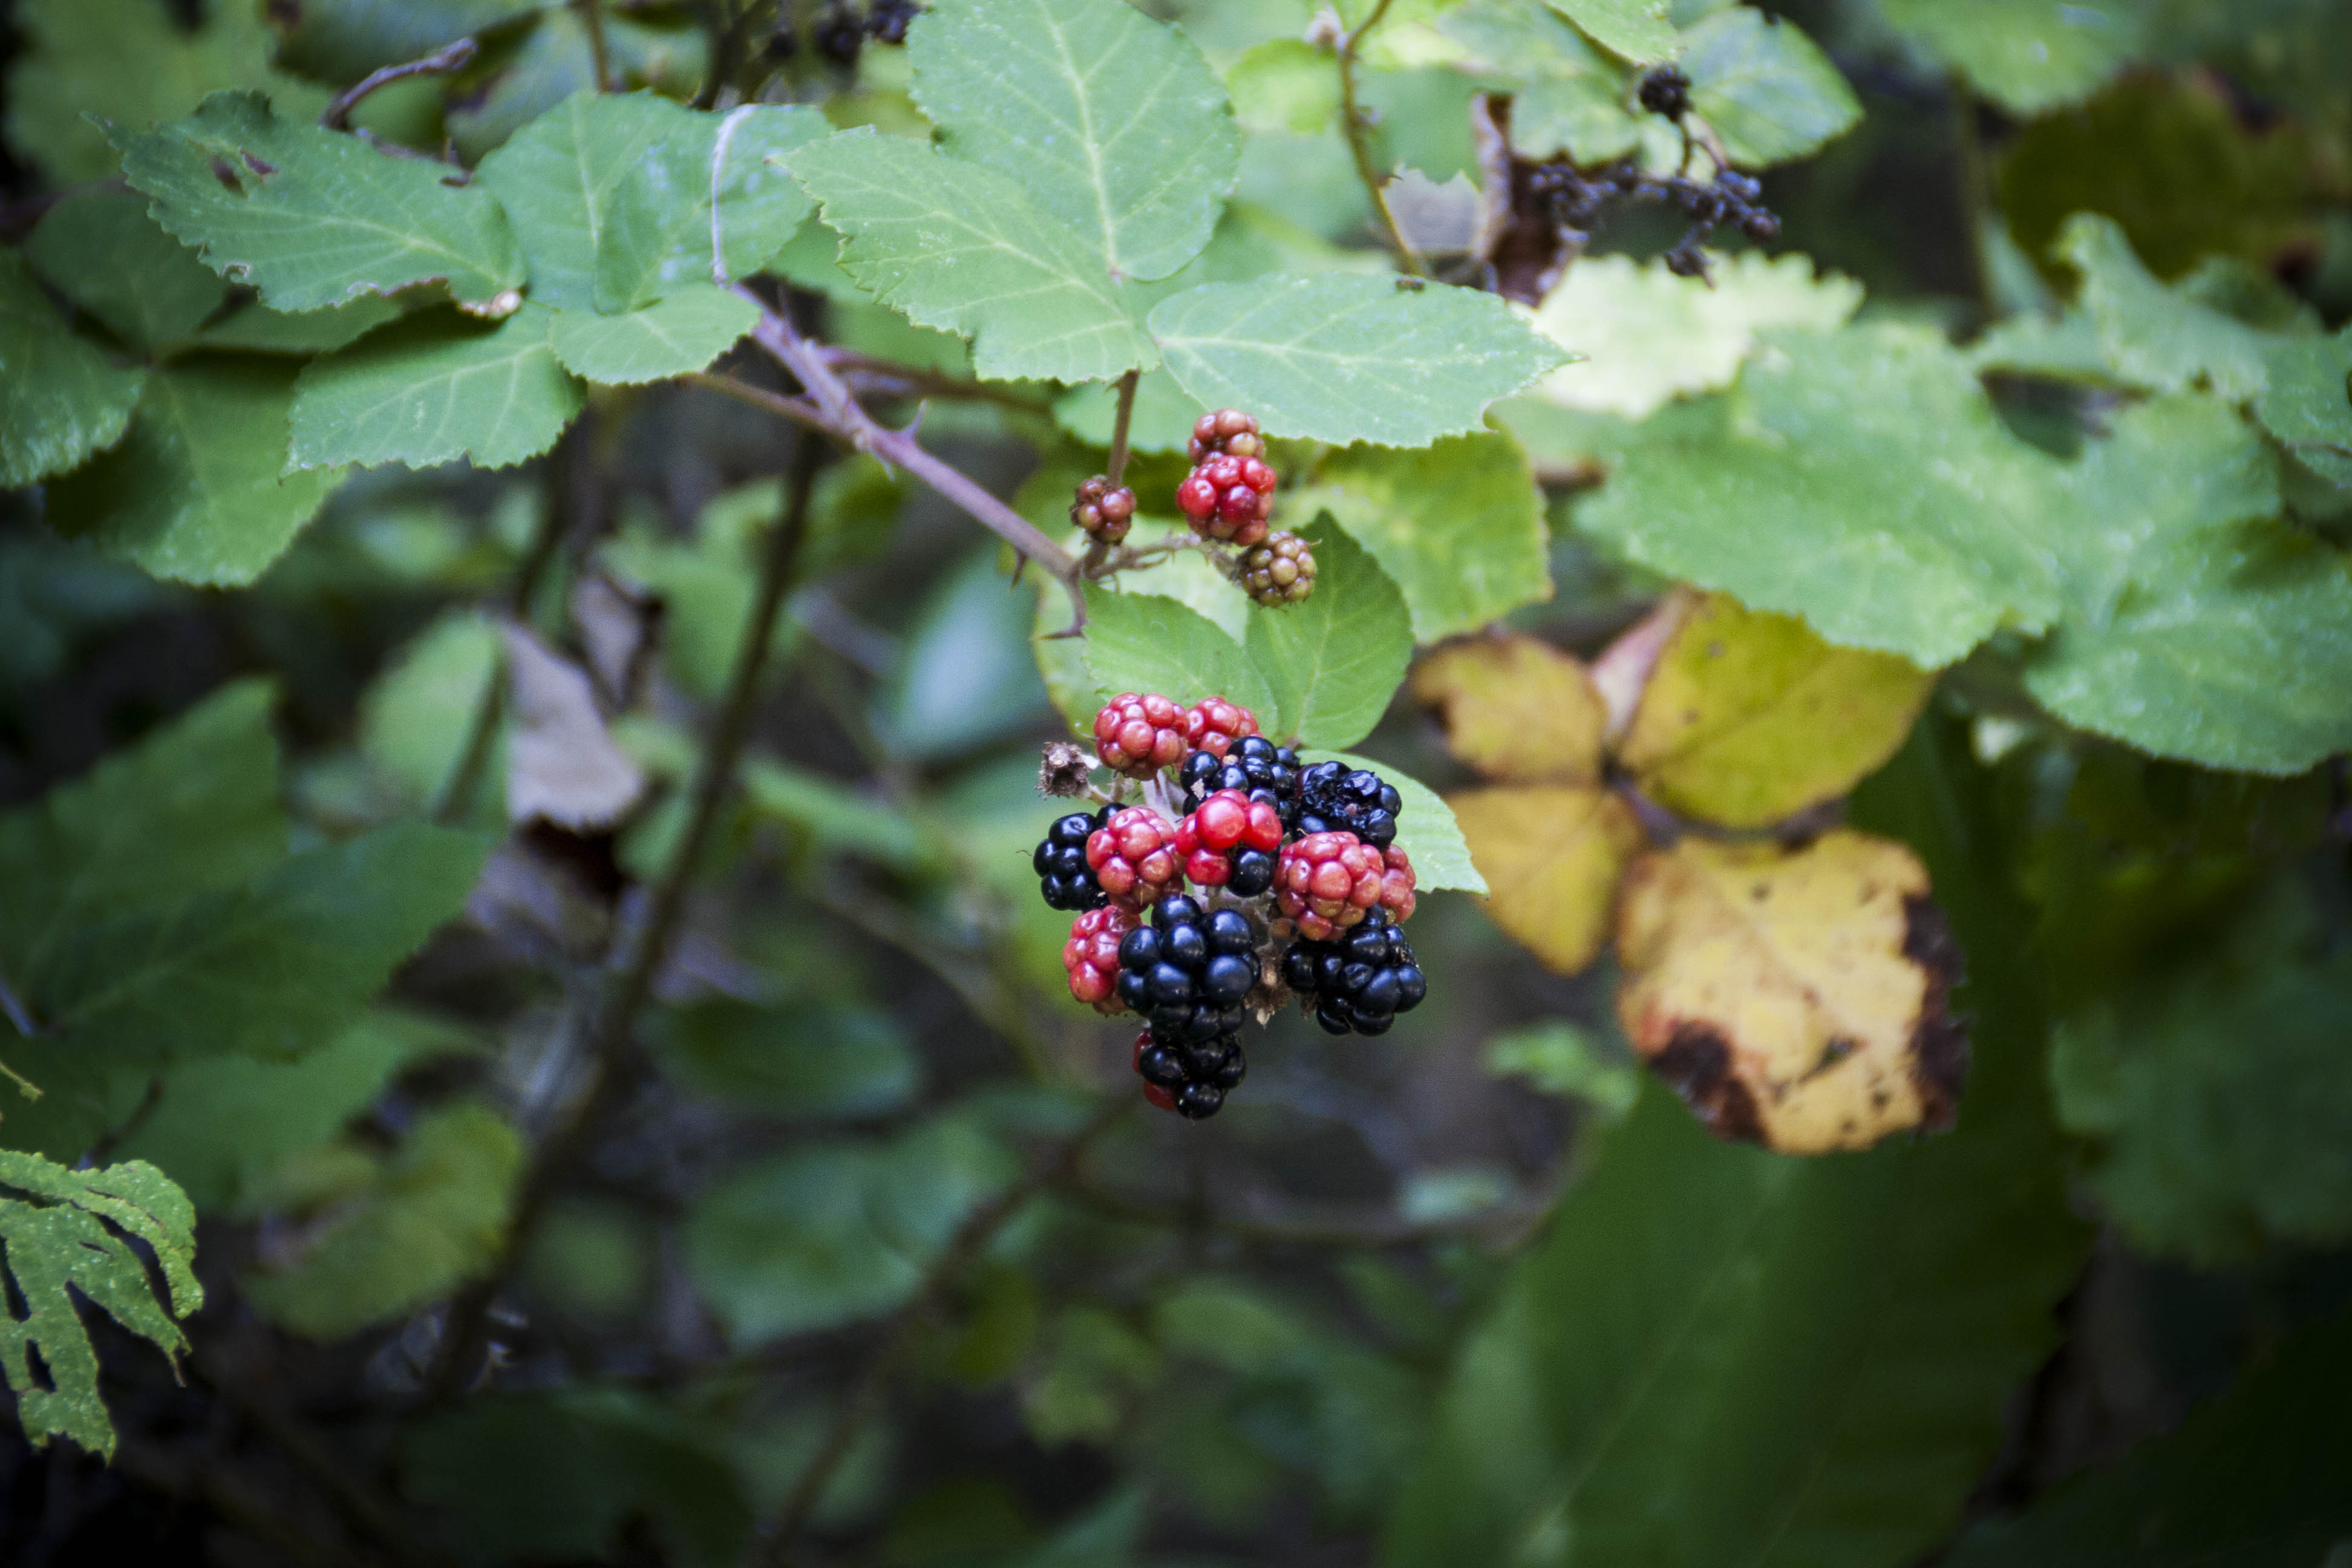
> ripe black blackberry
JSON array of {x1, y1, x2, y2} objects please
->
[
  {"x1": 867, "y1": 0, "x2": 920, "y2": 44},
  {"x1": 1179, "y1": 735, "x2": 1299, "y2": 814},
  {"x1": 1132, "y1": 1027, "x2": 1246, "y2": 1120},
  {"x1": 1114, "y1": 894, "x2": 1256, "y2": 1047},
  {"x1": 1032, "y1": 808, "x2": 1107, "y2": 912},
  {"x1": 814, "y1": 3, "x2": 864, "y2": 63},
  {"x1": 1279, "y1": 910, "x2": 1426, "y2": 1036},
  {"x1": 1292, "y1": 760, "x2": 1402, "y2": 848},
  {"x1": 1638, "y1": 65, "x2": 1690, "y2": 121}
]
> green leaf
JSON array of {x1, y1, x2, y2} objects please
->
[
  {"x1": 0, "y1": 1152, "x2": 201, "y2": 1456},
  {"x1": 1147, "y1": 275, "x2": 1568, "y2": 448},
  {"x1": 1681, "y1": 8, "x2": 1861, "y2": 168},
  {"x1": 1244, "y1": 514, "x2": 1413, "y2": 750},
  {"x1": 1573, "y1": 324, "x2": 2067, "y2": 667},
  {"x1": 444, "y1": 10, "x2": 709, "y2": 165},
  {"x1": 0, "y1": 251, "x2": 143, "y2": 489},
  {"x1": 244, "y1": 1101, "x2": 520, "y2": 1339},
  {"x1": 550, "y1": 287, "x2": 760, "y2": 384},
  {"x1": 475, "y1": 90, "x2": 685, "y2": 313},
  {"x1": 1051, "y1": 370, "x2": 1206, "y2": 455},
  {"x1": 289, "y1": 304, "x2": 584, "y2": 472},
  {"x1": 360, "y1": 609, "x2": 504, "y2": 809},
  {"x1": 1082, "y1": 585, "x2": 1275, "y2": 720},
  {"x1": 1226, "y1": 39, "x2": 1344, "y2": 137},
  {"x1": 2057, "y1": 214, "x2": 2280, "y2": 400},
  {"x1": 120, "y1": 90, "x2": 525, "y2": 313},
  {"x1": 4, "y1": 0, "x2": 328, "y2": 184},
  {"x1": 2023, "y1": 394, "x2": 2352, "y2": 773},
  {"x1": 1294, "y1": 431, "x2": 1552, "y2": 640},
  {"x1": 653, "y1": 998, "x2": 920, "y2": 1119},
  {"x1": 883, "y1": 550, "x2": 1054, "y2": 760},
  {"x1": 1304, "y1": 751, "x2": 1486, "y2": 896},
  {"x1": 1964, "y1": 307, "x2": 2115, "y2": 383},
  {"x1": 1529, "y1": 249, "x2": 1862, "y2": 419},
  {"x1": 789, "y1": 129, "x2": 1157, "y2": 383},
  {"x1": 44, "y1": 359, "x2": 341, "y2": 586},
  {"x1": 2254, "y1": 325, "x2": 2352, "y2": 486},
  {"x1": 741, "y1": 757, "x2": 935, "y2": 873},
  {"x1": 1876, "y1": 0, "x2": 2143, "y2": 116},
  {"x1": 1544, "y1": 0, "x2": 1677, "y2": 64},
  {"x1": 1384, "y1": 720, "x2": 2086, "y2": 1568},
  {"x1": 25, "y1": 822, "x2": 489, "y2": 1068},
  {"x1": 909, "y1": 0, "x2": 1238, "y2": 284},
  {"x1": 1945, "y1": 1306, "x2": 2352, "y2": 1568},
  {"x1": 189, "y1": 293, "x2": 407, "y2": 356},
  {"x1": 22, "y1": 189, "x2": 230, "y2": 352}
]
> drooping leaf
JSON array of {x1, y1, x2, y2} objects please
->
[
  {"x1": 1244, "y1": 515, "x2": 1413, "y2": 750},
  {"x1": 1305, "y1": 751, "x2": 1488, "y2": 896},
  {"x1": 1572, "y1": 324, "x2": 2067, "y2": 667},
  {"x1": 1876, "y1": 0, "x2": 2143, "y2": 116},
  {"x1": 1294, "y1": 431, "x2": 1552, "y2": 640},
  {"x1": 119, "y1": 90, "x2": 526, "y2": 313},
  {"x1": 43, "y1": 357, "x2": 341, "y2": 584},
  {"x1": 1083, "y1": 586, "x2": 1276, "y2": 720},
  {"x1": 789, "y1": 129, "x2": 1157, "y2": 383},
  {"x1": 1544, "y1": 0, "x2": 1677, "y2": 64},
  {"x1": 1146, "y1": 275, "x2": 1569, "y2": 448},
  {"x1": 288, "y1": 305, "x2": 585, "y2": 472},
  {"x1": 2023, "y1": 392, "x2": 2352, "y2": 774},
  {"x1": 2057, "y1": 214, "x2": 2281, "y2": 400},
  {"x1": 1680, "y1": 7, "x2": 1860, "y2": 168},
  {"x1": 0, "y1": 1152, "x2": 201, "y2": 1456},
  {"x1": 909, "y1": 0, "x2": 1238, "y2": 284},
  {"x1": 244, "y1": 1101, "x2": 520, "y2": 1339},
  {"x1": 1618, "y1": 592, "x2": 1935, "y2": 829},
  {"x1": 0, "y1": 251, "x2": 143, "y2": 489},
  {"x1": 22, "y1": 189, "x2": 230, "y2": 352},
  {"x1": 1411, "y1": 635, "x2": 1609, "y2": 784},
  {"x1": 550, "y1": 287, "x2": 760, "y2": 385},
  {"x1": 1449, "y1": 785, "x2": 1644, "y2": 971},
  {"x1": 1530, "y1": 249, "x2": 1863, "y2": 419},
  {"x1": 2253, "y1": 324, "x2": 2352, "y2": 486}
]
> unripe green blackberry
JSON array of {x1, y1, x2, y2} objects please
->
[{"x1": 1238, "y1": 532, "x2": 1316, "y2": 607}]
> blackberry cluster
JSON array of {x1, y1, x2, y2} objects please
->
[
  {"x1": 1116, "y1": 896, "x2": 1256, "y2": 1116},
  {"x1": 869, "y1": 0, "x2": 920, "y2": 44},
  {"x1": 1523, "y1": 160, "x2": 1779, "y2": 283},
  {"x1": 1132, "y1": 1028, "x2": 1246, "y2": 1120},
  {"x1": 1293, "y1": 761, "x2": 1401, "y2": 848},
  {"x1": 1175, "y1": 410, "x2": 1278, "y2": 546},
  {"x1": 1637, "y1": 65, "x2": 1690, "y2": 121},
  {"x1": 1032, "y1": 808, "x2": 1107, "y2": 912},
  {"x1": 805, "y1": 0, "x2": 919, "y2": 62},
  {"x1": 1281, "y1": 911, "x2": 1425, "y2": 1036},
  {"x1": 1178, "y1": 735, "x2": 1299, "y2": 815}
]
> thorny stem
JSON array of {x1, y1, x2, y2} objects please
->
[
  {"x1": 1336, "y1": 0, "x2": 1424, "y2": 277},
  {"x1": 320, "y1": 38, "x2": 479, "y2": 131},
  {"x1": 578, "y1": 0, "x2": 615, "y2": 92},
  {"x1": 753, "y1": 1099, "x2": 1132, "y2": 1567},
  {"x1": 1105, "y1": 368, "x2": 1141, "y2": 488},
  {"x1": 423, "y1": 432, "x2": 826, "y2": 1404}
]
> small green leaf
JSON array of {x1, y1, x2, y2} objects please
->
[
  {"x1": 1295, "y1": 431, "x2": 1552, "y2": 640},
  {"x1": 2057, "y1": 214, "x2": 2279, "y2": 400},
  {"x1": 0, "y1": 251, "x2": 143, "y2": 489},
  {"x1": 1082, "y1": 585, "x2": 1275, "y2": 719},
  {"x1": 0, "y1": 1152, "x2": 201, "y2": 1456},
  {"x1": 1245, "y1": 514, "x2": 1414, "y2": 750},
  {"x1": 791, "y1": 129, "x2": 1155, "y2": 382},
  {"x1": 1304, "y1": 751, "x2": 1487, "y2": 895},
  {"x1": 550, "y1": 287, "x2": 760, "y2": 385},
  {"x1": 44, "y1": 358, "x2": 341, "y2": 585},
  {"x1": 910, "y1": 0, "x2": 1238, "y2": 284},
  {"x1": 359, "y1": 610, "x2": 505, "y2": 808},
  {"x1": 289, "y1": 304, "x2": 585, "y2": 472},
  {"x1": 1876, "y1": 0, "x2": 2142, "y2": 117},
  {"x1": 1148, "y1": 275, "x2": 1567, "y2": 448},
  {"x1": 22, "y1": 189, "x2": 229, "y2": 351},
  {"x1": 1544, "y1": 0, "x2": 1677, "y2": 64},
  {"x1": 1681, "y1": 7, "x2": 1861, "y2": 168},
  {"x1": 475, "y1": 90, "x2": 683, "y2": 313},
  {"x1": 2253, "y1": 325, "x2": 2352, "y2": 486},
  {"x1": 1226, "y1": 39, "x2": 1343, "y2": 137},
  {"x1": 120, "y1": 90, "x2": 525, "y2": 313}
]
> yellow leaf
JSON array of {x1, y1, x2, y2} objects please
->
[
  {"x1": 1613, "y1": 831, "x2": 1966, "y2": 1154},
  {"x1": 1454, "y1": 785, "x2": 1647, "y2": 972},
  {"x1": 1412, "y1": 635, "x2": 1608, "y2": 783},
  {"x1": 1617, "y1": 593, "x2": 1934, "y2": 829}
]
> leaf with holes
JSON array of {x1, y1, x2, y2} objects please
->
[{"x1": 288, "y1": 305, "x2": 584, "y2": 472}]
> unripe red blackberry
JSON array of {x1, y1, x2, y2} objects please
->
[
  {"x1": 1181, "y1": 696, "x2": 1258, "y2": 761},
  {"x1": 1273, "y1": 831, "x2": 1387, "y2": 942},
  {"x1": 1070, "y1": 474, "x2": 1135, "y2": 546},
  {"x1": 1086, "y1": 805, "x2": 1181, "y2": 908},
  {"x1": 1063, "y1": 904, "x2": 1134, "y2": 1010},
  {"x1": 1172, "y1": 788, "x2": 1284, "y2": 887},
  {"x1": 1379, "y1": 843, "x2": 1417, "y2": 924},
  {"x1": 1178, "y1": 411, "x2": 1277, "y2": 544},
  {"x1": 1238, "y1": 532, "x2": 1316, "y2": 607},
  {"x1": 1092, "y1": 692, "x2": 1184, "y2": 777}
]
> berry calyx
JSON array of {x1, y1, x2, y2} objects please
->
[
  {"x1": 1279, "y1": 910, "x2": 1426, "y2": 1036},
  {"x1": 1063, "y1": 904, "x2": 1134, "y2": 1010},
  {"x1": 1181, "y1": 696, "x2": 1258, "y2": 762},
  {"x1": 1086, "y1": 806, "x2": 1181, "y2": 909},
  {"x1": 1033, "y1": 808, "x2": 1108, "y2": 911},
  {"x1": 1070, "y1": 474, "x2": 1135, "y2": 545},
  {"x1": 1273, "y1": 831, "x2": 1388, "y2": 942},
  {"x1": 1293, "y1": 760, "x2": 1403, "y2": 848},
  {"x1": 1239, "y1": 532, "x2": 1316, "y2": 607},
  {"x1": 1092, "y1": 693, "x2": 1185, "y2": 778}
]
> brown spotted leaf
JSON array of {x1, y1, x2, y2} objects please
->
[
  {"x1": 1617, "y1": 592, "x2": 1935, "y2": 829},
  {"x1": 1452, "y1": 785, "x2": 1646, "y2": 973},
  {"x1": 1412, "y1": 635, "x2": 1608, "y2": 784},
  {"x1": 1614, "y1": 830, "x2": 1966, "y2": 1152}
]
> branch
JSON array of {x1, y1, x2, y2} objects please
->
[
  {"x1": 578, "y1": 0, "x2": 614, "y2": 93},
  {"x1": 321, "y1": 39, "x2": 479, "y2": 131},
  {"x1": 1336, "y1": 0, "x2": 1424, "y2": 277},
  {"x1": 423, "y1": 431, "x2": 828, "y2": 1403},
  {"x1": 823, "y1": 350, "x2": 1057, "y2": 414},
  {"x1": 1060, "y1": 1177, "x2": 1544, "y2": 1249},
  {"x1": 1105, "y1": 368, "x2": 1140, "y2": 488}
]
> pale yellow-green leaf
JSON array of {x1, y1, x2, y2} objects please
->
[
  {"x1": 1412, "y1": 635, "x2": 1608, "y2": 784},
  {"x1": 1452, "y1": 785, "x2": 1646, "y2": 973}
]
